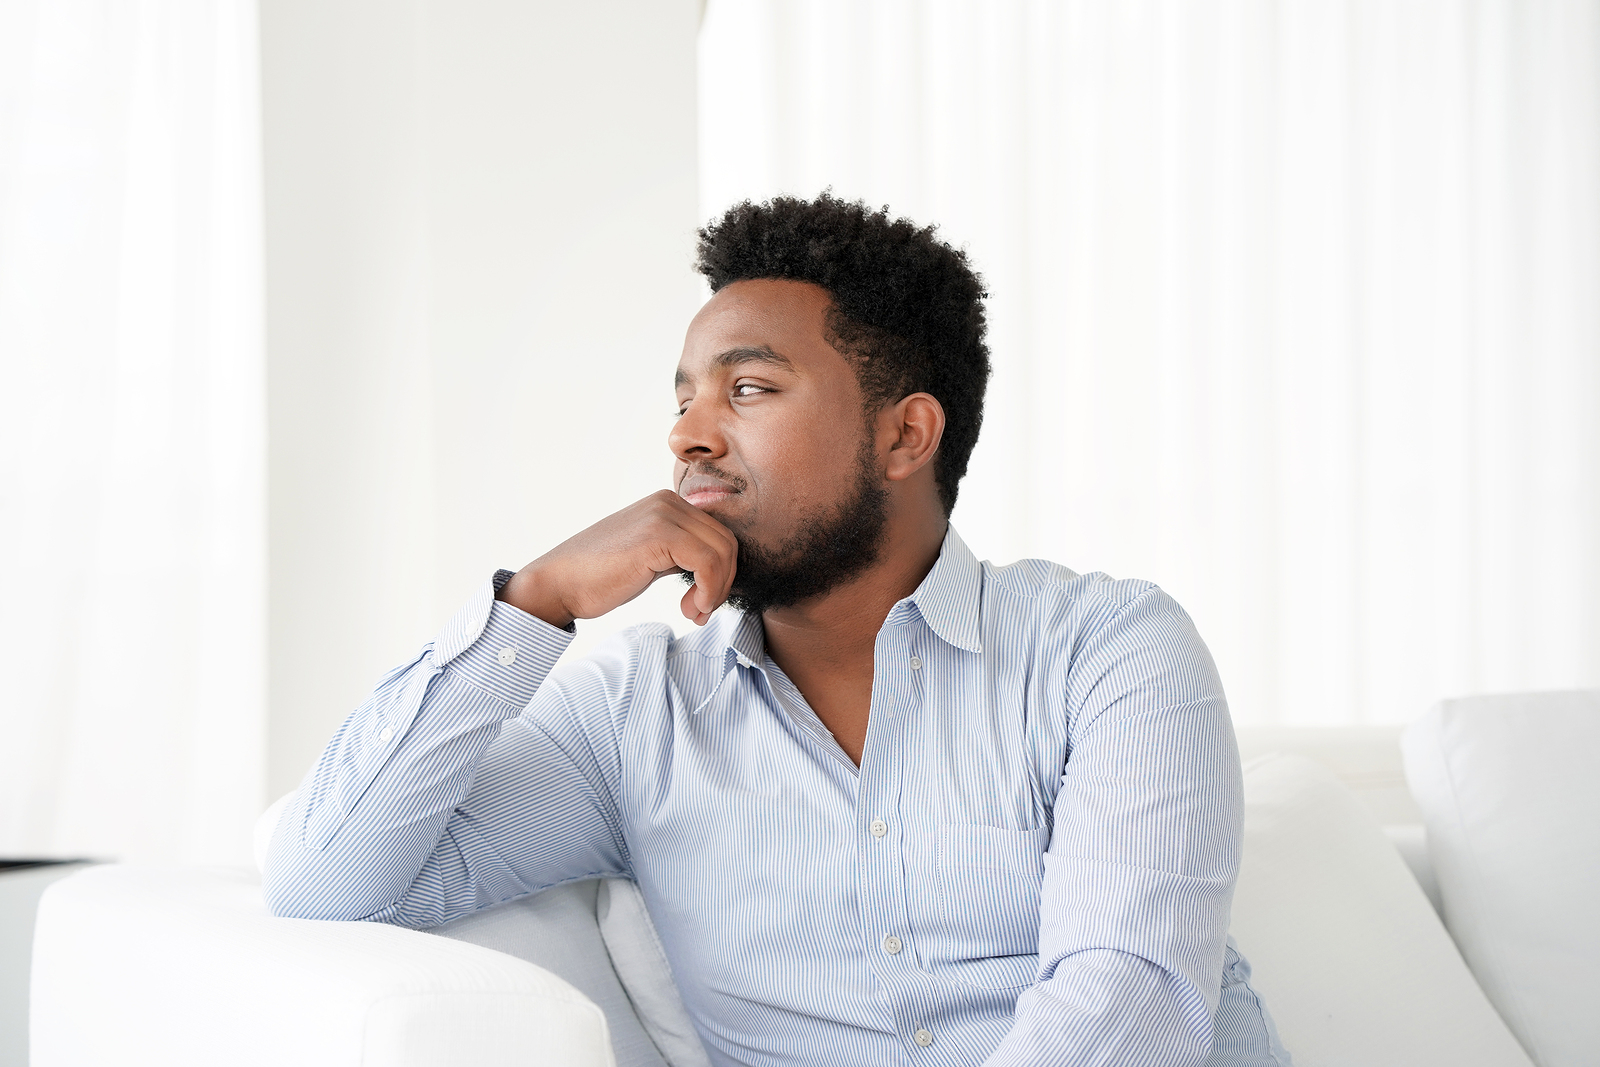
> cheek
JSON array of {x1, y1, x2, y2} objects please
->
[
  {"x1": 750, "y1": 409, "x2": 860, "y2": 505},
  {"x1": 753, "y1": 409, "x2": 828, "y2": 468}
]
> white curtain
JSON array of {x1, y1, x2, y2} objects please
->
[
  {"x1": 0, "y1": 0, "x2": 266, "y2": 864},
  {"x1": 699, "y1": 0, "x2": 1600, "y2": 727}
]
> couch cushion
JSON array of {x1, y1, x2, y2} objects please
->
[
  {"x1": 1231, "y1": 753, "x2": 1532, "y2": 1067},
  {"x1": 598, "y1": 878, "x2": 711, "y2": 1067},
  {"x1": 31, "y1": 865, "x2": 615, "y2": 1067},
  {"x1": 432, "y1": 881, "x2": 667, "y2": 1067},
  {"x1": 256, "y1": 795, "x2": 670, "y2": 1067},
  {"x1": 1402, "y1": 691, "x2": 1600, "y2": 1067},
  {"x1": 1235, "y1": 726, "x2": 1441, "y2": 912},
  {"x1": 1235, "y1": 725, "x2": 1421, "y2": 825}
]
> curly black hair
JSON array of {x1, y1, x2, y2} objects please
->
[{"x1": 694, "y1": 193, "x2": 990, "y2": 515}]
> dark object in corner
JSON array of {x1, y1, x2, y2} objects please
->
[{"x1": 0, "y1": 859, "x2": 91, "y2": 872}]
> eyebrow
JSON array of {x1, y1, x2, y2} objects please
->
[{"x1": 675, "y1": 345, "x2": 796, "y2": 389}]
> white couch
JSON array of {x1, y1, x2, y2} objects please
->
[{"x1": 29, "y1": 691, "x2": 1599, "y2": 1067}]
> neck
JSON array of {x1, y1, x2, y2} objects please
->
[
  {"x1": 759, "y1": 507, "x2": 948, "y2": 679},
  {"x1": 754, "y1": 483, "x2": 948, "y2": 767}
]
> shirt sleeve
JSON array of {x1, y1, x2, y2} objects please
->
[
  {"x1": 261, "y1": 570, "x2": 635, "y2": 927},
  {"x1": 983, "y1": 587, "x2": 1242, "y2": 1067}
]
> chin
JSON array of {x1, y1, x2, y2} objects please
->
[{"x1": 708, "y1": 505, "x2": 760, "y2": 540}]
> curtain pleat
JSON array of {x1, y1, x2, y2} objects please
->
[{"x1": 0, "y1": 0, "x2": 267, "y2": 863}]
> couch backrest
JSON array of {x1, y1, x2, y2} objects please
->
[
  {"x1": 1235, "y1": 725, "x2": 1420, "y2": 825},
  {"x1": 1231, "y1": 752, "x2": 1533, "y2": 1067},
  {"x1": 1403, "y1": 690, "x2": 1600, "y2": 1067}
]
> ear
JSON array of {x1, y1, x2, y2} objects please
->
[{"x1": 879, "y1": 392, "x2": 945, "y2": 483}]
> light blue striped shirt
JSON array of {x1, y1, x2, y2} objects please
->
[{"x1": 265, "y1": 526, "x2": 1288, "y2": 1066}]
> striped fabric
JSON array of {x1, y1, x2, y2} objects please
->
[{"x1": 265, "y1": 526, "x2": 1290, "y2": 1067}]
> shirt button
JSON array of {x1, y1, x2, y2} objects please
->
[
  {"x1": 379, "y1": 727, "x2": 394, "y2": 742},
  {"x1": 914, "y1": 1028, "x2": 933, "y2": 1047},
  {"x1": 497, "y1": 646, "x2": 518, "y2": 666},
  {"x1": 908, "y1": 656, "x2": 921, "y2": 670},
  {"x1": 882, "y1": 935, "x2": 902, "y2": 955},
  {"x1": 870, "y1": 819, "x2": 887, "y2": 838}
]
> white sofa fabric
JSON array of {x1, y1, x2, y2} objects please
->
[
  {"x1": 248, "y1": 793, "x2": 708, "y2": 1067},
  {"x1": 1231, "y1": 753, "x2": 1531, "y2": 1067},
  {"x1": 595, "y1": 878, "x2": 712, "y2": 1067},
  {"x1": 29, "y1": 865, "x2": 617, "y2": 1067},
  {"x1": 1402, "y1": 691, "x2": 1600, "y2": 1067},
  {"x1": 433, "y1": 879, "x2": 673, "y2": 1067},
  {"x1": 1234, "y1": 725, "x2": 1443, "y2": 914},
  {"x1": 32, "y1": 712, "x2": 1590, "y2": 1066}
]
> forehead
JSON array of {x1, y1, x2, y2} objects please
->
[{"x1": 676, "y1": 278, "x2": 845, "y2": 383}]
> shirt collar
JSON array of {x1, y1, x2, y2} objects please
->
[
  {"x1": 709, "y1": 522, "x2": 984, "y2": 668},
  {"x1": 691, "y1": 524, "x2": 988, "y2": 712},
  {"x1": 901, "y1": 524, "x2": 984, "y2": 654},
  {"x1": 689, "y1": 609, "x2": 767, "y2": 715},
  {"x1": 725, "y1": 607, "x2": 767, "y2": 670}
]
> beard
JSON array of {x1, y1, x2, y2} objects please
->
[{"x1": 686, "y1": 441, "x2": 890, "y2": 617}]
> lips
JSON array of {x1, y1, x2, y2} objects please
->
[{"x1": 678, "y1": 470, "x2": 742, "y2": 509}]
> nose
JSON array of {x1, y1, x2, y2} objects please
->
[{"x1": 668, "y1": 393, "x2": 726, "y2": 463}]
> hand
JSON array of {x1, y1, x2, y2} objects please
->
[{"x1": 496, "y1": 490, "x2": 740, "y2": 629}]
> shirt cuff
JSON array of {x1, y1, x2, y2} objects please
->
[{"x1": 430, "y1": 569, "x2": 574, "y2": 710}]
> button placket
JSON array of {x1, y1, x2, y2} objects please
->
[
  {"x1": 861, "y1": 650, "x2": 905, "y2": 981},
  {"x1": 861, "y1": 614, "x2": 923, "y2": 1030}
]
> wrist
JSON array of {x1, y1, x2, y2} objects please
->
[{"x1": 495, "y1": 564, "x2": 575, "y2": 631}]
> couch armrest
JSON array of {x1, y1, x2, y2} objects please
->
[{"x1": 30, "y1": 864, "x2": 616, "y2": 1067}]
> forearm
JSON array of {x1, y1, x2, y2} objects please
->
[{"x1": 262, "y1": 572, "x2": 572, "y2": 922}]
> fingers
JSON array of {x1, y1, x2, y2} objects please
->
[
  {"x1": 644, "y1": 492, "x2": 738, "y2": 622},
  {"x1": 520, "y1": 491, "x2": 740, "y2": 627},
  {"x1": 680, "y1": 583, "x2": 711, "y2": 627}
]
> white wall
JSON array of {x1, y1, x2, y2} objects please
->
[{"x1": 262, "y1": 0, "x2": 703, "y2": 797}]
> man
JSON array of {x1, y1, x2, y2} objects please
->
[{"x1": 265, "y1": 194, "x2": 1290, "y2": 1066}]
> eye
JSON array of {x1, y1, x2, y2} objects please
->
[{"x1": 733, "y1": 382, "x2": 770, "y2": 398}]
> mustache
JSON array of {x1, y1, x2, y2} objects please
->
[{"x1": 678, "y1": 462, "x2": 749, "y2": 494}]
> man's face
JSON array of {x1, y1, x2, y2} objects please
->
[{"x1": 672, "y1": 279, "x2": 888, "y2": 610}]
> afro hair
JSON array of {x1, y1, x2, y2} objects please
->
[{"x1": 695, "y1": 193, "x2": 990, "y2": 515}]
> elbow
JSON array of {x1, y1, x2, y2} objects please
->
[
  {"x1": 262, "y1": 867, "x2": 393, "y2": 922},
  {"x1": 260, "y1": 850, "x2": 336, "y2": 920},
  {"x1": 260, "y1": 838, "x2": 388, "y2": 922},
  {"x1": 256, "y1": 797, "x2": 397, "y2": 921}
]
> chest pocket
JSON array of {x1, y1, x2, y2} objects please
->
[{"x1": 930, "y1": 823, "x2": 1049, "y2": 990}]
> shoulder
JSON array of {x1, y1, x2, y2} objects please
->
[
  {"x1": 981, "y1": 555, "x2": 1183, "y2": 638},
  {"x1": 979, "y1": 557, "x2": 1220, "y2": 711}
]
